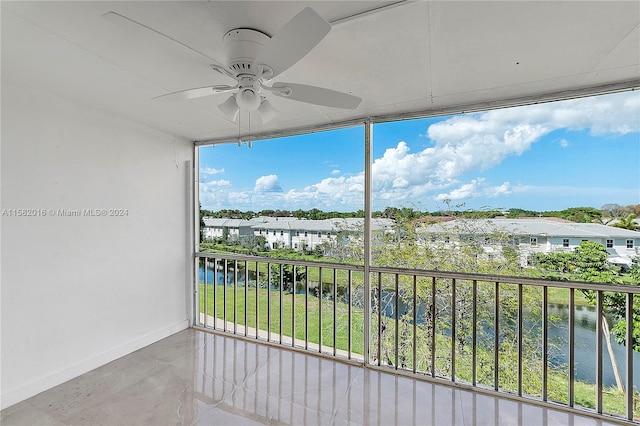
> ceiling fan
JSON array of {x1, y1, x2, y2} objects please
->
[{"x1": 104, "y1": 8, "x2": 362, "y2": 124}]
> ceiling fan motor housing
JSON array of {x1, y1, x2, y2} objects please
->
[{"x1": 222, "y1": 28, "x2": 270, "y2": 77}]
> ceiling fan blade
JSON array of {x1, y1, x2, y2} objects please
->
[
  {"x1": 103, "y1": 11, "x2": 227, "y2": 70},
  {"x1": 271, "y1": 83, "x2": 362, "y2": 109},
  {"x1": 152, "y1": 85, "x2": 237, "y2": 102},
  {"x1": 253, "y1": 8, "x2": 331, "y2": 79}
]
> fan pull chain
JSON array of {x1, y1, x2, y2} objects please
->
[{"x1": 237, "y1": 110, "x2": 241, "y2": 145}]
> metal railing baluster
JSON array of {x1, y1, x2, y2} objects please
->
[
  {"x1": 413, "y1": 275, "x2": 417, "y2": 375},
  {"x1": 203, "y1": 257, "x2": 208, "y2": 328},
  {"x1": 517, "y1": 283, "x2": 523, "y2": 396},
  {"x1": 431, "y1": 276, "x2": 436, "y2": 377},
  {"x1": 377, "y1": 271, "x2": 382, "y2": 367},
  {"x1": 267, "y1": 262, "x2": 271, "y2": 342},
  {"x1": 451, "y1": 278, "x2": 456, "y2": 382},
  {"x1": 244, "y1": 260, "x2": 248, "y2": 337},
  {"x1": 348, "y1": 270, "x2": 352, "y2": 359},
  {"x1": 627, "y1": 293, "x2": 634, "y2": 421},
  {"x1": 596, "y1": 290, "x2": 603, "y2": 414},
  {"x1": 334, "y1": 268, "x2": 337, "y2": 357},
  {"x1": 292, "y1": 265, "x2": 296, "y2": 348},
  {"x1": 223, "y1": 259, "x2": 227, "y2": 332},
  {"x1": 494, "y1": 281, "x2": 499, "y2": 391},
  {"x1": 395, "y1": 273, "x2": 399, "y2": 370},
  {"x1": 279, "y1": 263, "x2": 284, "y2": 344},
  {"x1": 472, "y1": 280, "x2": 477, "y2": 386},
  {"x1": 569, "y1": 288, "x2": 575, "y2": 407},
  {"x1": 305, "y1": 266, "x2": 309, "y2": 350},
  {"x1": 212, "y1": 258, "x2": 217, "y2": 329},
  {"x1": 255, "y1": 261, "x2": 259, "y2": 340},
  {"x1": 542, "y1": 286, "x2": 548, "y2": 401},
  {"x1": 319, "y1": 267, "x2": 323, "y2": 353},
  {"x1": 233, "y1": 259, "x2": 237, "y2": 334}
]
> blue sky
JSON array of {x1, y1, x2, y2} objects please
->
[{"x1": 199, "y1": 90, "x2": 640, "y2": 213}]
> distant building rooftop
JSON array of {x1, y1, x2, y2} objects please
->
[
  {"x1": 203, "y1": 217, "x2": 394, "y2": 232},
  {"x1": 422, "y1": 218, "x2": 640, "y2": 238}
]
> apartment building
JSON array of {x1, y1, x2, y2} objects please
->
[
  {"x1": 203, "y1": 217, "x2": 394, "y2": 250},
  {"x1": 420, "y1": 218, "x2": 640, "y2": 268}
]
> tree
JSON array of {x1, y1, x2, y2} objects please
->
[
  {"x1": 558, "y1": 207, "x2": 603, "y2": 223},
  {"x1": 631, "y1": 257, "x2": 640, "y2": 283},
  {"x1": 269, "y1": 264, "x2": 306, "y2": 293},
  {"x1": 530, "y1": 251, "x2": 575, "y2": 274},
  {"x1": 611, "y1": 213, "x2": 639, "y2": 230},
  {"x1": 381, "y1": 206, "x2": 399, "y2": 219},
  {"x1": 600, "y1": 203, "x2": 626, "y2": 224},
  {"x1": 507, "y1": 208, "x2": 540, "y2": 218},
  {"x1": 573, "y1": 241, "x2": 620, "y2": 282},
  {"x1": 238, "y1": 235, "x2": 267, "y2": 252},
  {"x1": 534, "y1": 241, "x2": 631, "y2": 392},
  {"x1": 573, "y1": 241, "x2": 625, "y2": 391},
  {"x1": 605, "y1": 257, "x2": 640, "y2": 352},
  {"x1": 307, "y1": 208, "x2": 322, "y2": 220}
]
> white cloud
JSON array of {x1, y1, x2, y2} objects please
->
[
  {"x1": 277, "y1": 175, "x2": 365, "y2": 208},
  {"x1": 199, "y1": 180, "x2": 233, "y2": 209},
  {"x1": 486, "y1": 182, "x2": 513, "y2": 197},
  {"x1": 436, "y1": 179, "x2": 484, "y2": 201},
  {"x1": 436, "y1": 180, "x2": 514, "y2": 201},
  {"x1": 254, "y1": 175, "x2": 282, "y2": 192},
  {"x1": 331, "y1": 169, "x2": 340, "y2": 175},
  {"x1": 227, "y1": 191, "x2": 252, "y2": 205},
  {"x1": 201, "y1": 179, "x2": 231, "y2": 188},
  {"x1": 426, "y1": 117, "x2": 547, "y2": 179},
  {"x1": 312, "y1": 175, "x2": 363, "y2": 194},
  {"x1": 201, "y1": 167, "x2": 224, "y2": 175}
]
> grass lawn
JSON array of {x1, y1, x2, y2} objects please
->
[
  {"x1": 546, "y1": 286, "x2": 591, "y2": 306},
  {"x1": 199, "y1": 282, "x2": 366, "y2": 354}
]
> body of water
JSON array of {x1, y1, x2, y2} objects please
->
[{"x1": 547, "y1": 303, "x2": 640, "y2": 388}]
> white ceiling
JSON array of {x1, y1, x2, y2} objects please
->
[{"x1": 2, "y1": 1, "x2": 639, "y2": 143}]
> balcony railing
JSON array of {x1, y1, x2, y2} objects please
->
[{"x1": 194, "y1": 252, "x2": 640, "y2": 423}]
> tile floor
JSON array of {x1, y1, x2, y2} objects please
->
[{"x1": 1, "y1": 328, "x2": 623, "y2": 425}]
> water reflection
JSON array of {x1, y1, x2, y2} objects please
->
[{"x1": 548, "y1": 303, "x2": 640, "y2": 388}]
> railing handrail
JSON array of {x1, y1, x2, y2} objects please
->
[
  {"x1": 195, "y1": 251, "x2": 640, "y2": 293},
  {"x1": 196, "y1": 251, "x2": 365, "y2": 271}
]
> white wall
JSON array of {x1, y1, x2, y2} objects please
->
[{"x1": 1, "y1": 81, "x2": 192, "y2": 409}]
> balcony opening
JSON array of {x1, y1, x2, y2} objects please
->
[{"x1": 195, "y1": 90, "x2": 640, "y2": 422}]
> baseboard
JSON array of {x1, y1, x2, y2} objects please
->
[{"x1": 0, "y1": 319, "x2": 189, "y2": 410}]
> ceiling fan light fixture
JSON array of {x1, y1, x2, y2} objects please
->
[
  {"x1": 236, "y1": 88, "x2": 261, "y2": 112},
  {"x1": 218, "y1": 95, "x2": 240, "y2": 121},
  {"x1": 257, "y1": 99, "x2": 278, "y2": 123}
]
